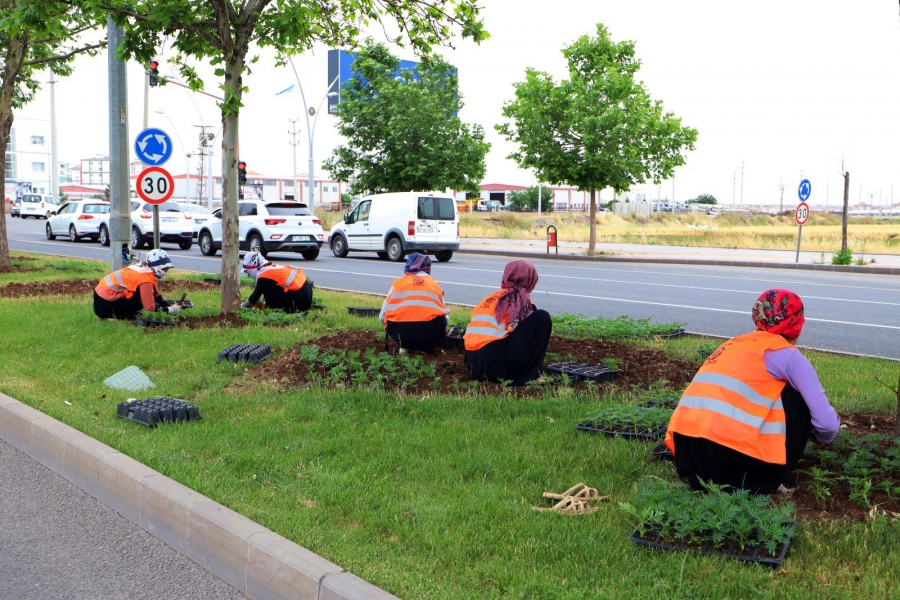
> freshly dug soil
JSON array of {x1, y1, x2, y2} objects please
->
[
  {"x1": 10, "y1": 255, "x2": 38, "y2": 261},
  {"x1": 0, "y1": 278, "x2": 219, "y2": 298},
  {"x1": 158, "y1": 280, "x2": 221, "y2": 293},
  {"x1": 260, "y1": 329, "x2": 697, "y2": 398},
  {"x1": 0, "y1": 266, "x2": 37, "y2": 274},
  {"x1": 179, "y1": 313, "x2": 249, "y2": 330}
]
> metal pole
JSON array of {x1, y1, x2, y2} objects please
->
[
  {"x1": 537, "y1": 182, "x2": 541, "y2": 215},
  {"x1": 739, "y1": 161, "x2": 745, "y2": 206},
  {"x1": 289, "y1": 119, "x2": 299, "y2": 201},
  {"x1": 49, "y1": 73, "x2": 59, "y2": 199},
  {"x1": 795, "y1": 224, "x2": 803, "y2": 263},
  {"x1": 107, "y1": 18, "x2": 131, "y2": 271},
  {"x1": 186, "y1": 154, "x2": 191, "y2": 201}
]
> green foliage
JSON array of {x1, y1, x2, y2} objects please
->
[
  {"x1": 506, "y1": 186, "x2": 554, "y2": 212},
  {"x1": 324, "y1": 41, "x2": 489, "y2": 195},
  {"x1": 578, "y1": 406, "x2": 672, "y2": 434},
  {"x1": 619, "y1": 478, "x2": 796, "y2": 554},
  {"x1": 633, "y1": 381, "x2": 684, "y2": 409},
  {"x1": 687, "y1": 194, "x2": 717, "y2": 205},
  {"x1": 553, "y1": 313, "x2": 684, "y2": 339},
  {"x1": 237, "y1": 308, "x2": 307, "y2": 326},
  {"x1": 832, "y1": 248, "x2": 853, "y2": 265},
  {"x1": 302, "y1": 346, "x2": 439, "y2": 392}
]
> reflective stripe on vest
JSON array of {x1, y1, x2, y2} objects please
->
[
  {"x1": 665, "y1": 331, "x2": 792, "y2": 464},
  {"x1": 464, "y1": 290, "x2": 514, "y2": 351},
  {"x1": 103, "y1": 270, "x2": 126, "y2": 290},
  {"x1": 383, "y1": 276, "x2": 448, "y2": 325},
  {"x1": 97, "y1": 267, "x2": 156, "y2": 299},
  {"x1": 259, "y1": 266, "x2": 306, "y2": 292}
]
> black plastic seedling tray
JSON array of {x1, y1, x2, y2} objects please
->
[
  {"x1": 545, "y1": 361, "x2": 620, "y2": 383},
  {"x1": 444, "y1": 326, "x2": 466, "y2": 348},
  {"x1": 116, "y1": 397, "x2": 201, "y2": 427},
  {"x1": 639, "y1": 398, "x2": 679, "y2": 410},
  {"x1": 656, "y1": 328, "x2": 686, "y2": 339},
  {"x1": 574, "y1": 422, "x2": 667, "y2": 440},
  {"x1": 310, "y1": 303, "x2": 326, "y2": 311},
  {"x1": 202, "y1": 277, "x2": 222, "y2": 285},
  {"x1": 347, "y1": 306, "x2": 381, "y2": 317},
  {"x1": 218, "y1": 344, "x2": 272, "y2": 364},
  {"x1": 135, "y1": 317, "x2": 177, "y2": 328},
  {"x1": 180, "y1": 300, "x2": 194, "y2": 309},
  {"x1": 628, "y1": 523, "x2": 796, "y2": 567},
  {"x1": 651, "y1": 443, "x2": 675, "y2": 461}
]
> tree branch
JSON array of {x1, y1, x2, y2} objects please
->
[{"x1": 23, "y1": 42, "x2": 106, "y2": 67}]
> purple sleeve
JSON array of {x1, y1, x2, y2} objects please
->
[{"x1": 764, "y1": 348, "x2": 841, "y2": 443}]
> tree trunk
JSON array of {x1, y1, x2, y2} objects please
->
[
  {"x1": 219, "y1": 56, "x2": 244, "y2": 313},
  {"x1": 841, "y1": 171, "x2": 850, "y2": 254},
  {"x1": 0, "y1": 31, "x2": 28, "y2": 272},
  {"x1": 588, "y1": 189, "x2": 597, "y2": 255}
]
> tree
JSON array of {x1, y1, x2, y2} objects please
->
[
  {"x1": 507, "y1": 185, "x2": 552, "y2": 212},
  {"x1": 687, "y1": 193, "x2": 717, "y2": 205},
  {"x1": 324, "y1": 41, "x2": 488, "y2": 195},
  {"x1": 0, "y1": 1, "x2": 104, "y2": 271},
  {"x1": 89, "y1": 0, "x2": 487, "y2": 312},
  {"x1": 497, "y1": 24, "x2": 697, "y2": 254}
]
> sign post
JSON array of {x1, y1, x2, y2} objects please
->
[
  {"x1": 134, "y1": 127, "x2": 174, "y2": 249},
  {"x1": 795, "y1": 178, "x2": 811, "y2": 263}
]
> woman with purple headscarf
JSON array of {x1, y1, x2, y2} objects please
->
[
  {"x1": 463, "y1": 260, "x2": 552, "y2": 385},
  {"x1": 379, "y1": 253, "x2": 450, "y2": 354}
]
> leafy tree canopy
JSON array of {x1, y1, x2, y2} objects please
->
[
  {"x1": 325, "y1": 40, "x2": 489, "y2": 195},
  {"x1": 687, "y1": 193, "x2": 717, "y2": 205},
  {"x1": 507, "y1": 185, "x2": 553, "y2": 212}
]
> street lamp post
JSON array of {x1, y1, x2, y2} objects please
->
[{"x1": 155, "y1": 109, "x2": 191, "y2": 200}]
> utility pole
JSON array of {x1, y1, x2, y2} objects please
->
[
  {"x1": 194, "y1": 126, "x2": 212, "y2": 205},
  {"x1": 842, "y1": 171, "x2": 850, "y2": 254},
  {"x1": 778, "y1": 179, "x2": 786, "y2": 213},
  {"x1": 826, "y1": 183, "x2": 829, "y2": 212},
  {"x1": 740, "y1": 161, "x2": 746, "y2": 206},
  {"x1": 107, "y1": 18, "x2": 130, "y2": 271},
  {"x1": 49, "y1": 73, "x2": 59, "y2": 199},
  {"x1": 288, "y1": 119, "x2": 300, "y2": 201},
  {"x1": 732, "y1": 171, "x2": 737, "y2": 206}
]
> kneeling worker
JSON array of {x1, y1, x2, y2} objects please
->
[
  {"x1": 93, "y1": 249, "x2": 182, "y2": 320},
  {"x1": 379, "y1": 253, "x2": 449, "y2": 354},
  {"x1": 240, "y1": 250, "x2": 312, "y2": 313},
  {"x1": 464, "y1": 259, "x2": 552, "y2": 386}
]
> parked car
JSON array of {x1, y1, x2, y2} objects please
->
[
  {"x1": 10, "y1": 198, "x2": 21, "y2": 217},
  {"x1": 197, "y1": 200, "x2": 324, "y2": 259},
  {"x1": 177, "y1": 203, "x2": 215, "y2": 239},
  {"x1": 45, "y1": 201, "x2": 110, "y2": 242},
  {"x1": 19, "y1": 194, "x2": 60, "y2": 219},
  {"x1": 328, "y1": 191, "x2": 459, "y2": 262},
  {"x1": 128, "y1": 200, "x2": 194, "y2": 250}
]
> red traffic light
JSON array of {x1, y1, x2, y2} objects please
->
[
  {"x1": 238, "y1": 161, "x2": 246, "y2": 170},
  {"x1": 150, "y1": 60, "x2": 159, "y2": 69}
]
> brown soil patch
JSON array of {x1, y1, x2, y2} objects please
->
[
  {"x1": 0, "y1": 279, "x2": 96, "y2": 297},
  {"x1": 179, "y1": 313, "x2": 249, "y2": 330},
  {"x1": 259, "y1": 330, "x2": 697, "y2": 397},
  {"x1": 158, "y1": 280, "x2": 221, "y2": 293},
  {"x1": 0, "y1": 266, "x2": 37, "y2": 274},
  {"x1": 10, "y1": 256, "x2": 37, "y2": 261}
]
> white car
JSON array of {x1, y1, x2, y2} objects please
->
[
  {"x1": 197, "y1": 200, "x2": 324, "y2": 260},
  {"x1": 177, "y1": 203, "x2": 215, "y2": 240},
  {"x1": 129, "y1": 200, "x2": 194, "y2": 250},
  {"x1": 45, "y1": 200, "x2": 110, "y2": 242},
  {"x1": 19, "y1": 194, "x2": 60, "y2": 219}
]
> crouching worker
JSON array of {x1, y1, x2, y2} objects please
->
[
  {"x1": 93, "y1": 249, "x2": 182, "y2": 320},
  {"x1": 665, "y1": 289, "x2": 841, "y2": 494},
  {"x1": 464, "y1": 260, "x2": 552, "y2": 386},
  {"x1": 379, "y1": 253, "x2": 449, "y2": 354},
  {"x1": 240, "y1": 250, "x2": 312, "y2": 313}
]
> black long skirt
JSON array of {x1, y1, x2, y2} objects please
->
[
  {"x1": 93, "y1": 290, "x2": 144, "y2": 320},
  {"x1": 672, "y1": 383, "x2": 813, "y2": 494},
  {"x1": 386, "y1": 316, "x2": 447, "y2": 353},
  {"x1": 261, "y1": 280, "x2": 313, "y2": 313},
  {"x1": 464, "y1": 309, "x2": 552, "y2": 386}
]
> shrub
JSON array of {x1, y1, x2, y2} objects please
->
[{"x1": 832, "y1": 249, "x2": 853, "y2": 265}]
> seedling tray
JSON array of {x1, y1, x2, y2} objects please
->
[
  {"x1": 218, "y1": 344, "x2": 271, "y2": 364},
  {"x1": 180, "y1": 300, "x2": 194, "y2": 309},
  {"x1": 347, "y1": 306, "x2": 381, "y2": 317},
  {"x1": 575, "y1": 422, "x2": 667, "y2": 440},
  {"x1": 651, "y1": 443, "x2": 674, "y2": 461},
  {"x1": 639, "y1": 398, "x2": 679, "y2": 410},
  {"x1": 656, "y1": 328, "x2": 686, "y2": 339},
  {"x1": 116, "y1": 397, "x2": 201, "y2": 427},
  {"x1": 546, "y1": 361, "x2": 620, "y2": 382},
  {"x1": 202, "y1": 277, "x2": 221, "y2": 285},
  {"x1": 628, "y1": 523, "x2": 796, "y2": 567},
  {"x1": 444, "y1": 326, "x2": 466, "y2": 348},
  {"x1": 310, "y1": 303, "x2": 326, "y2": 311},
  {"x1": 135, "y1": 317, "x2": 177, "y2": 328}
]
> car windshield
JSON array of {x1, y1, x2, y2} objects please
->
[
  {"x1": 22, "y1": 195, "x2": 40, "y2": 203},
  {"x1": 84, "y1": 204, "x2": 110, "y2": 214},
  {"x1": 144, "y1": 202, "x2": 183, "y2": 213},
  {"x1": 265, "y1": 203, "x2": 312, "y2": 216}
]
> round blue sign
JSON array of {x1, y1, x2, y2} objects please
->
[
  {"x1": 798, "y1": 178, "x2": 812, "y2": 202},
  {"x1": 134, "y1": 127, "x2": 173, "y2": 166}
]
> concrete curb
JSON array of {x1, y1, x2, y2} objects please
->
[
  {"x1": 0, "y1": 392, "x2": 399, "y2": 600},
  {"x1": 456, "y1": 248, "x2": 900, "y2": 275}
]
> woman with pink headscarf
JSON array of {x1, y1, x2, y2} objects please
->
[{"x1": 463, "y1": 260, "x2": 552, "y2": 386}]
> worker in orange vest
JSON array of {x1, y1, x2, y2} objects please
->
[
  {"x1": 378, "y1": 253, "x2": 449, "y2": 354},
  {"x1": 463, "y1": 260, "x2": 551, "y2": 386},
  {"x1": 93, "y1": 249, "x2": 184, "y2": 319},
  {"x1": 240, "y1": 250, "x2": 312, "y2": 313},
  {"x1": 665, "y1": 289, "x2": 841, "y2": 494}
]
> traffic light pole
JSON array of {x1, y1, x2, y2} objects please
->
[{"x1": 107, "y1": 18, "x2": 131, "y2": 271}]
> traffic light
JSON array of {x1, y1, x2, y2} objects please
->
[
  {"x1": 238, "y1": 161, "x2": 247, "y2": 185},
  {"x1": 149, "y1": 60, "x2": 160, "y2": 87}
]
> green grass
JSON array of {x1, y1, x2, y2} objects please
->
[{"x1": 2, "y1": 253, "x2": 900, "y2": 598}]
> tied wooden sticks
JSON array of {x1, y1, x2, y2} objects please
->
[{"x1": 532, "y1": 483, "x2": 608, "y2": 515}]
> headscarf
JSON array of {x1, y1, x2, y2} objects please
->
[
  {"x1": 752, "y1": 289, "x2": 805, "y2": 340},
  {"x1": 404, "y1": 252, "x2": 432, "y2": 275},
  {"x1": 241, "y1": 250, "x2": 275, "y2": 280},
  {"x1": 494, "y1": 260, "x2": 538, "y2": 324},
  {"x1": 145, "y1": 249, "x2": 173, "y2": 280}
]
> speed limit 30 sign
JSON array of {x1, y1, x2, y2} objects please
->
[
  {"x1": 795, "y1": 202, "x2": 810, "y2": 226},
  {"x1": 136, "y1": 166, "x2": 175, "y2": 205}
]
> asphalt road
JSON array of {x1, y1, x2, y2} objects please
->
[{"x1": 7, "y1": 215, "x2": 900, "y2": 359}]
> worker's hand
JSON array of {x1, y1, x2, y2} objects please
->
[
  {"x1": 240, "y1": 299, "x2": 252, "y2": 309},
  {"x1": 167, "y1": 303, "x2": 183, "y2": 314}
]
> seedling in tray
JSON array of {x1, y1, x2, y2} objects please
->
[
  {"x1": 546, "y1": 360, "x2": 620, "y2": 383},
  {"x1": 135, "y1": 310, "x2": 178, "y2": 328},
  {"x1": 444, "y1": 325, "x2": 466, "y2": 349},
  {"x1": 347, "y1": 306, "x2": 381, "y2": 318},
  {"x1": 576, "y1": 405, "x2": 671, "y2": 439},
  {"x1": 116, "y1": 397, "x2": 201, "y2": 427}
]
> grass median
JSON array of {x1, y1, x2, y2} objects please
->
[{"x1": 2, "y1": 252, "x2": 899, "y2": 599}]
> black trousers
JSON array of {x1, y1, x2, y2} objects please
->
[
  {"x1": 93, "y1": 290, "x2": 144, "y2": 320},
  {"x1": 251, "y1": 280, "x2": 313, "y2": 313},
  {"x1": 464, "y1": 309, "x2": 552, "y2": 386},
  {"x1": 386, "y1": 316, "x2": 447, "y2": 353},
  {"x1": 672, "y1": 383, "x2": 813, "y2": 494}
]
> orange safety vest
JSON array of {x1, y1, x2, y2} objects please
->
[
  {"x1": 463, "y1": 290, "x2": 516, "y2": 351},
  {"x1": 383, "y1": 274, "x2": 449, "y2": 326},
  {"x1": 259, "y1": 266, "x2": 306, "y2": 292},
  {"x1": 97, "y1": 266, "x2": 158, "y2": 299},
  {"x1": 665, "y1": 331, "x2": 793, "y2": 464}
]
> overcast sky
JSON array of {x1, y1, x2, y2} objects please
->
[{"x1": 18, "y1": 0, "x2": 900, "y2": 207}]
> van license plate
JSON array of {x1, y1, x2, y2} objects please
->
[{"x1": 417, "y1": 225, "x2": 434, "y2": 233}]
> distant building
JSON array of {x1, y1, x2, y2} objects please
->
[{"x1": 5, "y1": 117, "x2": 53, "y2": 196}]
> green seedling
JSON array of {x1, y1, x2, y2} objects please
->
[
  {"x1": 601, "y1": 357, "x2": 620, "y2": 370},
  {"x1": 552, "y1": 313, "x2": 685, "y2": 339},
  {"x1": 845, "y1": 477, "x2": 874, "y2": 508},
  {"x1": 579, "y1": 406, "x2": 672, "y2": 434},
  {"x1": 797, "y1": 467, "x2": 834, "y2": 501}
]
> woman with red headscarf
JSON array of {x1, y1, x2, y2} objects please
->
[
  {"x1": 463, "y1": 260, "x2": 552, "y2": 386},
  {"x1": 665, "y1": 289, "x2": 841, "y2": 494}
]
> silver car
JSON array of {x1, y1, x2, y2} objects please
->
[{"x1": 46, "y1": 200, "x2": 110, "y2": 242}]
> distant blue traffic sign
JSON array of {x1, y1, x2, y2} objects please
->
[
  {"x1": 798, "y1": 178, "x2": 812, "y2": 202},
  {"x1": 134, "y1": 127, "x2": 173, "y2": 166}
]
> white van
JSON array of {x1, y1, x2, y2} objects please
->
[{"x1": 328, "y1": 191, "x2": 459, "y2": 262}]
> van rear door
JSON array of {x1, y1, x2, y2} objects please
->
[
  {"x1": 433, "y1": 197, "x2": 457, "y2": 245},
  {"x1": 415, "y1": 196, "x2": 438, "y2": 245}
]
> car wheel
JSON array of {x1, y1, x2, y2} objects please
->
[
  {"x1": 301, "y1": 248, "x2": 319, "y2": 260},
  {"x1": 131, "y1": 227, "x2": 145, "y2": 250},
  {"x1": 434, "y1": 250, "x2": 453, "y2": 262},
  {"x1": 178, "y1": 239, "x2": 192, "y2": 250},
  {"x1": 98, "y1": 225, "x2": 110, "y2": 247},
  {"x1": 45, "y1": 223, "x2": 56, "y2": 240},
  {"x1": 386, "y1": 236, "x2": 404, "y2": 262},
  {"x1": 45, "y1": 211, "x2": 51, "y2": 219},
  {"x1": 248, "y1": 233, "x2": 268, "y2": 257},
  {"x1": 199, "y1": 231, "x2": 217, "y2": 256},
  {"x1": 330, "y1": 235, "x2": 348, "y2": 258},
  {"x1": 69, "y1": 225, "x2": 82, "y2": 242},
  {"x1": 376, "y1": 251, "x2": 389, "y2": 260}
]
